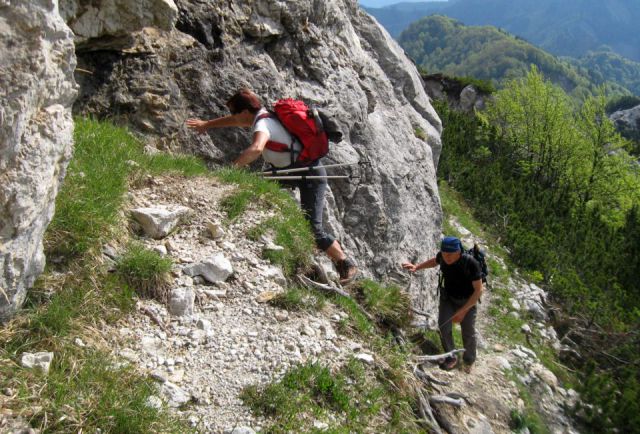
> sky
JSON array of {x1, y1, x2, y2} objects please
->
[{"x1": 359, "y1": 0, "x2": 448, "y2": 8}]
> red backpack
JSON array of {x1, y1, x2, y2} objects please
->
[{"x1": 257, "y1": 98, "x2": 329, "y2": 165}]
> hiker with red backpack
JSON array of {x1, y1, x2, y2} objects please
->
[
  {"x1": 186, "y1": 88, "x2": 357, "y2": 284},
  {"x1": 402, "y1": 236, "x2": 484, "y2": 372}
]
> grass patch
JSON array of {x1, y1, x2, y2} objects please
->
[
  {"x1": 0, "y1": 118, "x2": 207, "y2": 431},
  {"x1": 241, "y1": 358, "x2": 422, "y2": 433},
  {"x1": 116, "y1": 243, "x2": 173, "y2": 304},
  {"x1": 46, "y1": 118, "x2": 209, "y2": 261},
  {"x1": 269, "y1": 287, "x2": 325, "y2": 312},
  {"x1": 0, "y1": 347, "x2": 190, "y2": 433},
  {"x1": 506, "y1": 370, "x2": 551, "y2": 434},
  {"x1": 354, "y1": 279, "x2": 412, "y2": 329}
]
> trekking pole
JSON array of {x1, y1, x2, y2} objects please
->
[
  {"x1": 260, "y1": 162, "x2": 357, "y2": 176},
  {"x1": 262, "y1": 175, "x2": 352, "y2": 180}
]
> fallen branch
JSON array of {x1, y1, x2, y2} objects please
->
[
  {"x1": 413, "y1": 366, "x2": 450, "y2": 386},
  {"x1": 416, "y1": 388, "x2": 443, "y2": 434},
  {"x1": 430, "y1": 395, "x2": 465, "y2": 407},
  {"x1": 297, "y1": 274, "x2": 375, "y2": 322},
  {"x1": 140, "y1": 306, "x2": 167, "y2": 331},
  {"x1": 311, "y1": 260, "x2": 330, "y2": 285},
  {"x1": 411, "y1": 307, "x2": 431, "y2": 317},
  {"x1": 298, "y1": 274, "x2": 350, "y2": 297},
  {"x1": 414, "y1": 349, "x2": 465, "y2": 363}
]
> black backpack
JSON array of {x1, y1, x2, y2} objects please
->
[{"x1": 466, "y1": 243, "x2": 488, "y2": 283}]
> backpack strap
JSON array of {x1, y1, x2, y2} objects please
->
[{"x1": 256, "y1": 112, "x2": 297, "y2": 165}]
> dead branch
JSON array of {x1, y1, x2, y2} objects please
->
[
  {"x1": 297, "y1": 274, "x2": 375, "y2": 322},
  {"x1": 415, "y1": 349, "x2": 465, "y2": 363},
  {"x1": 140, "y1": 306, "x2": 167, "y2": 331},
  {"x1": 430, "y1": 395, "x2": 465, "y2": 407},
  {"x1": 416, "y1": 388, "x2": 443, "y2": 434},
  {"x1": 411, "y1": 307, "x2": 431, "y2": 317},
  {"x1": 311, "y1": 260, "x2": 330, "y2": 284}
]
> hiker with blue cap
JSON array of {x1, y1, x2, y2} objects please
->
[{"x1": 402, "y1": 236, "x2": 484, "y2": 372}]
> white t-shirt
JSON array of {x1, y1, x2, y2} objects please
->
[{"x1": 252, "y1": 108, "x2": 301, "y2": 168}]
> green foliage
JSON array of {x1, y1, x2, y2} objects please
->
[
  {"x1": 399, "y1": 15, "x2": 607, "y2": 98},
  {"x1": 458, "y1": 76, "x2": 496, "y2": 94},
  {"x1": 569, "y1": 50, "x2": 640, "y2": 96},
  {"x1": 577, "y1": 365, "x2": 640, "y2": 433},
  {"x1": 368, "y1": 0, "x2": 640, "y2": 64},
  {"x1": 605, "y1": 94, "x2": 640, "y2": 114},
  {"x1": 437, "y1": 67, "x2": 640, "y2": 432},
  {"x1": 116, "y1": 243, "x2": 173, "y2": 303}
]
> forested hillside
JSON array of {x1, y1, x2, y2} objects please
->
[
  {"x1": 435, "y1": 68, "x2": 640, "y2": 432},
  {"x1": 398, "y1": 15, "x2": 629, "y2": 98},
  {"x1": 567, "y1": 50, "x2": 640, "y2": 96},
  {"x1": 365, "y1": 0, "x2": 640, "y2": 62}
]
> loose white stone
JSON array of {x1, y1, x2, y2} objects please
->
[
  {"x1": 130, "y1": 205, "x2": 192, "y2": 239},
  {"x1": 354, "y1": 353, "x2": 374, "y2": 365},
  {"x1": 20, "y1": 352, "x2": 54, "y2": 374}
]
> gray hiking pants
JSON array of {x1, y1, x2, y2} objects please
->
[
  {"x1": 438, "y1": 296, "x2": 477, "y2": 365},
  {"x1": 278, "y1": 161, "x2": 335, "y2": 251}
]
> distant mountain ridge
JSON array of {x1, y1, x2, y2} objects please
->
[
  {"x1": 398, "y1": 15, "x2": 632, "y2": 97},
  {"x1": 365, "y1": 0, "x2": 640, "y2": 62}
]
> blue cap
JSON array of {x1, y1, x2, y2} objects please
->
[{"x1": 441, "y1": 236, "x2": 462, "y2": 253}]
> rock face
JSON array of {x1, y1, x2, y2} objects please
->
[
  {"x1": 71, "y1": 0, "x2": 444, "y2": 307},
  {"x1": 0, "y1": 1, "x2": 77, "y2": 323},
  {"x1": 610, "y1": 104, "x2": 640, "y2": 142}
]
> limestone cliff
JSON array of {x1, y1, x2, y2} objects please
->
[{"x1": 0, "y1": 0, "x2": 77, "y2": 322}]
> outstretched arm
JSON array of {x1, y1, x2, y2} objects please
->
[
  {"x1": 402, "y1": 257, "x2": 438, "y2": 273},
  {"x1": 186, "y1": 113, "x2": 248, "y2": 133}
]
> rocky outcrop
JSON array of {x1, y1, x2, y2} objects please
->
[
  {"x1": 71, "y1": 0, "x2": 444, "y2": 308},
  {"x1": 0, "y1": 1, "x2": 77, "y2": 323},
  {"x1": 422, "y1": 73, "x2": 489, "y2": 112},
  {"x1": 59, "y1": 0, "x2": 178, "y2": 45},
  {"x1": 610, "y1": 104, "x2": 640, "y2": 142}
]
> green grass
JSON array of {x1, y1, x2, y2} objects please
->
[
  {"x1": 269, "y1": 287, "x2": 325, "y2": 312},
  {"x1": 0, "y1": 348, "x2": 190, "y2": 433},
  {"x1": 0, "y1": 118, "x2": 208, "y2": 432},
  {"x1": 355, "y1": 279, "x2": 412, "y2": 329},
  {"x1": 506, "y1": 370, "x2": 551, "y2": 434},
  {"x1": 116, "y1": 243, "x2": 173, "y2": 304},
  {"x1": 46, "y1": 118, "x2": 208, "y2": 261},
  {"x1": 241, "y1": 359, "x2": 423, "y2": 433}
]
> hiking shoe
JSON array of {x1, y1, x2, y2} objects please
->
[
  {"x1": 337, "y1": 257, "x2": 358, "y2": 285},
  {"x1": 439, "y1": 356, "x2": 458, "y2": 371}
]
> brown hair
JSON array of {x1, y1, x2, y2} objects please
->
[{"x1": 225, "y1": 88, "x2": 263, "y2": 114}]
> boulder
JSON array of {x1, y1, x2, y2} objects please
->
[{"x1": 169, "y1": 286, "x2": 194, "y2": 316}]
